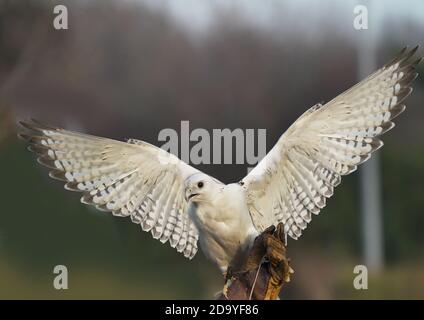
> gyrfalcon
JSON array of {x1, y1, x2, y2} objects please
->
[{"x1": 20, "y1": 47, "x2": 420, "y2": 274}]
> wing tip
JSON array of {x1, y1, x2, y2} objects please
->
[{"x1": 386, "y1": 45, "x2": 421, "y2": 68}]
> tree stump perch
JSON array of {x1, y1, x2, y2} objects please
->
[{"x1": 217, "y1": 223, "x2": 294, "y2": 300}]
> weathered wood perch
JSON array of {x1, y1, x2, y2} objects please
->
[{"x1": 217, "y1": 223, "x2": 293, "y2": 300}]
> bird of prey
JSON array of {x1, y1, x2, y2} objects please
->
[{"x1": 20, "y1": 47, "x2": 420, "y2": 274}]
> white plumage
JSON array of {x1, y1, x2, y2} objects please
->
[
  {"x1": 243, "y1": 46, "x2": 420, "y2": 240},
  {"x1": 20, "y1": 47, "x2": 420, "y2": 273}
]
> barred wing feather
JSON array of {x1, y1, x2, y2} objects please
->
[
  {"x1": 243, "y1": 47, "x2": 421, "y2": 240},
  {"x1": 19, "y1": 121, "x2": 200, "y2": 259}
]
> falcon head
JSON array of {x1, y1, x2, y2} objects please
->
[{"x1": 185, "y1": 173, "x2": 220, "y2": 203}]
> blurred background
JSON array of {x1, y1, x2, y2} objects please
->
[{"x1": 0, "y1": 0, "x2": 423, "y2": 299}]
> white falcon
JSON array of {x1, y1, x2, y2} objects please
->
[{"x1": 20, "y1": 47, "x2": 420, "y2": 274}]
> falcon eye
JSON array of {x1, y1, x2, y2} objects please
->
[{"x1": 197, "y1": 182, "x2": 204, "y2": 188}]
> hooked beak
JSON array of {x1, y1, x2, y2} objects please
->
[
  {"x1": 188, "y1": 193, "x2": 199, "y2": 201},
  {"x1": 185, "y1": 188, "x2": 199, "y2": 202}
]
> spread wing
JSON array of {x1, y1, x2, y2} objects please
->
[
  {"x1": 242, "y1": 46, "x2": 421, "y2": 240},
  {"x1": 19, "y1": 120, "x2": 203, "y2": 259}
]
